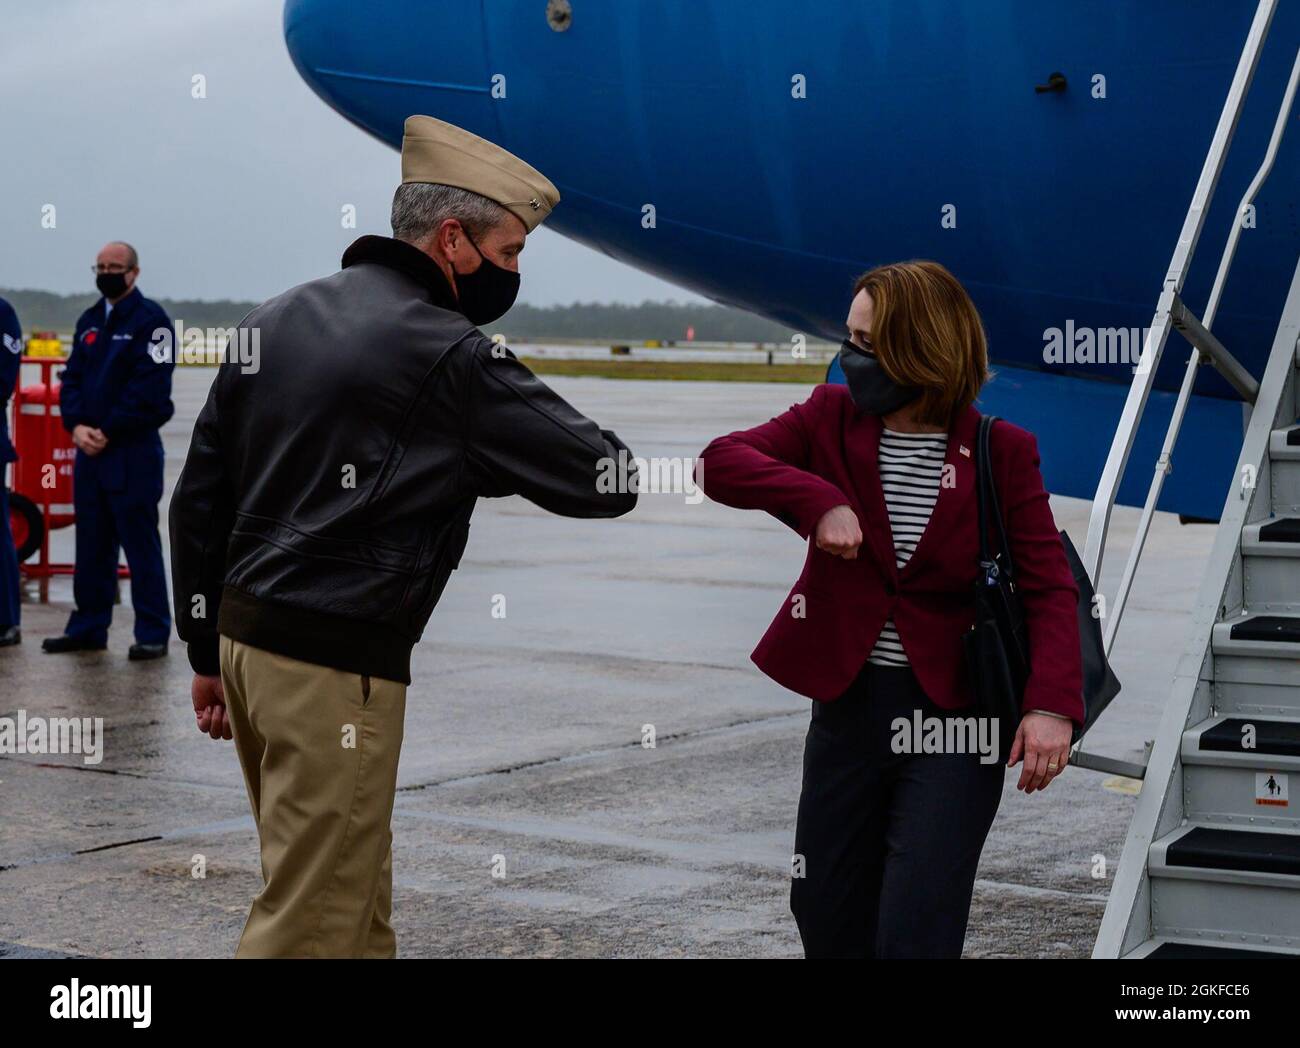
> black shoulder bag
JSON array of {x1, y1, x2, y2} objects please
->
[{"x1": 963, "y1": 415, "x2": 1121, "y2": 764}]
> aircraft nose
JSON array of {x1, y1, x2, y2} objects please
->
[{"x1": 283, "y1": 0, "x2": 494, "y2": 148}]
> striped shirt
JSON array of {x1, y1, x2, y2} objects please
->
[{"x1": 867, "y1": 427, "x2": 949, "y2": 667}]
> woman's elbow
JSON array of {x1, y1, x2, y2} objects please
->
[{"x1": 695, "y1": 438, "x2": 737, "y2": 497}]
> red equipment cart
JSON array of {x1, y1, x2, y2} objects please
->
[{"x1": 7, "y1": 355, "x2": 127, "y2": 578}]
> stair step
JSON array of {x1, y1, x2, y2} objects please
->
[
  {"x1": 1271, "y1": 456, "x2": 1300, "y2": 514},
  {"x1": 1271, "y1": 426, "x2": 1300, "y2": 457},
  {"x1": 1254, "y1": 516, "x2": 1300, "y2": 542},
  {"x1": 1240, "y1": 534, "x2": 1300, "y2": 608},
  {"x1": 1212, "y1": 654, "x2": 1300, "y2": 715},
  {"x1": 1271, "y1": 426, "x2": 1300, "y2": 515},
  {"x1": 1149, "y1": 826, "x2": 1300, "y2": 948},
  {"x1": 1182, "y1": 772, "x2": 1299, "y2": 829},
  {"x1": 1231, "y1": 615, "x2": 1300, "y2": 643},
  {"x1": 1183, "y1": 717, "x2": 1300, "y2": 828},
  {"x1": 1197, "y1": 717, "x2": 1300, "y2": 758},
  {"x1": 1213, "y1": 614, "x2": 1300, "y2": 658},
  {"x1": 1166, "y1": 826, "x2": 1300, "y2": 876},
  {"x1": 1182, "y1": 734, "x2": 1298, "y2": 829},
  {"x1": 1128, "y1": 938, "x2": 1294, "y2": 958}
]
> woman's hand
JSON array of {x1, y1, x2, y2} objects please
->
[
  {"x1": 814, "y1": 505, "x2": 862, "y2": 559},
  {"x1": 1008, "y1": 712, "x2": 1072, "y2": 793}
]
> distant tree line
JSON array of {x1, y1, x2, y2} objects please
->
[
  {"x1": 0, "y1": 287, "x2": 798, "y2": 343},
  {"x1": 0, "y1": 288, "x2": 260, "y2": 333}
]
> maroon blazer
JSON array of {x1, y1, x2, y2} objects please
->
[{"x1": 698, "y1": 384, "x2": 1084, "y2": 725}]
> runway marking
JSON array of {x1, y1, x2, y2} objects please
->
[
  {"x1": 75, "y1": 835, "x2": 163, "y2": 854},
  {"x1": 0, "y1": 753, "x2": 246, "y2": 792},
  {"x1": 0, "y1": 816, "x2": 253, "y2": 872},
  {"x1": 398, "y1": 709, "x2": 804, "y2": 791},
  {"x1": 0, "y1": 707, "x2": 803, "y2": 803}
]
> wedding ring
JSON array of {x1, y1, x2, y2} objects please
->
[{"x1": 1047, "y1": 762, "x2": 1059, "y2": 771}]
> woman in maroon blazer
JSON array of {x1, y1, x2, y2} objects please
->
[{"x1": 698, "y1": 261, "x2": 1084, "y2": 958}]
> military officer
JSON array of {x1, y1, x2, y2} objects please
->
[
  {"x1": 170, "y1": 116, "x2": 638, "y2": 958},
  {"x1": 43, "y1": 242, "x2": 174, "y2": 659}
]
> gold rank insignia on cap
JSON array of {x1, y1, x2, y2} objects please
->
[{"x1": 400, "y1": 114, "x2": 560, "y2": 233}]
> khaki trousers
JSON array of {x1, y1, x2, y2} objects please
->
[{"x1": 220, "y1": 636, "x2": 407, "y2": 958}]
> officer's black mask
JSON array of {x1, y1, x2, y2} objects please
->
[
  {"x1": 453, "y1": 230, "x2": 520, "y2": 326},
  {"x1": 838, "y1": 338, "x2": 921, "y2": 416},
  {"x1": 95, "y1": 271, "x2": 130, "y2": 300}
]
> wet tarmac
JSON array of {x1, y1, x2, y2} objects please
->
[{"x1": 0, "y1": 368, "x2": 1213, "y2": 957}]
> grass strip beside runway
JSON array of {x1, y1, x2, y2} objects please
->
[{"x1": 517, "y1": 358, "x2": 825, "y2": 383}]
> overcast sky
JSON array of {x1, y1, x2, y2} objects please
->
[{"x1": 0, "y1": 0, "x2": 703, "y2": 306}]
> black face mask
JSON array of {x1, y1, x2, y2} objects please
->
[
  {"x1": 95, "y1": 271, "x2": 129, "y2": 299},
  {"x1": 453, "y1": 232, "x2": 520, "y2": 325},
  {"x1": 838, "y1": 338, "x2": 921, "y2": 415}
]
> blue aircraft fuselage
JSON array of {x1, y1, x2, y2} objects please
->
[{"x1": 282, "y1": 0, "x2": 1300, "y2": 518}]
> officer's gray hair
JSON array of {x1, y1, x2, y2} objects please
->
[{"x1": 390, "y1": 183, "x2": 511, "y2": 245}]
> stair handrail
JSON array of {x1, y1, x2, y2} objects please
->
[
  {"x1": 1081, "y1": 0, "x2": 1290, "y2": 647},
  {"x1": 1098, "y1": 42, "x2": 1300, "y2": 655}
]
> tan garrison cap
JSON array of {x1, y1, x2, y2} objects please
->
[{"x1": 400, "y1": 115, "x2": 559, "y2": 232}]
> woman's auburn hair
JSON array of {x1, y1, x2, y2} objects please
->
[{"x1": 851, "y1": 260, "x2": 988, "y2": 427}]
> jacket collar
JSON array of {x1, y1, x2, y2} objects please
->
[
  {"x1": 97, "y1": 285, "x2": 142, "y2": 328},
  {"x1": 842, "y1": 402, "x2": 982, "y2": 581},
  {"x1": 341, "y1": 235, "x2": 460, "y2": 313}
]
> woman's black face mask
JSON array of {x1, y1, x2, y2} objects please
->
[
  {"x1": 838, "y1": 338, "x2": 921, "y2": 415},
  {"x1": 454, "y1": 231, "x2": 521, "y2": 326}
]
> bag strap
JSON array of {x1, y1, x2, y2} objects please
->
[
  {"x1": 973, "y1": 415, "x2": 992, "y2": 562},
  {"x1": 975, "y1": 414, "x2": 1017, "y2": 580}
]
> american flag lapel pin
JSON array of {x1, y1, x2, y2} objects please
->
[{"x1": 959, "y1": 443, "x2": 971, "y2": 458}]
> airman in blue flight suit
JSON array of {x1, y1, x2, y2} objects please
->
[
  {"x1": 0, "y1": 294, "x2": 22, "y2": 647},
  {"x1": 43, "y1": 242, "x2": 174, "y2": 659}
]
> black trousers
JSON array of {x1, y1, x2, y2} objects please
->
[{"x1": 790, "y1": 663, "x2": 1005, "y2": 958}]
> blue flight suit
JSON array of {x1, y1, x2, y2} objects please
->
[
  {"x1": 0, "y1": 297, "x2": 21, "y2": 631},
  {"x1": 60, "y1": 287, "x2": 174, "y2": 645}
]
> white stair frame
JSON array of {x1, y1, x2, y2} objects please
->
[
  {"x1": 1078, "y1": 0, "x2": 1300, "y2": 957},
  {"x1": 1093, "y1": 258, "x2": 1300, "y2": 957}
]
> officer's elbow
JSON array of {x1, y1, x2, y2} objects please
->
[
  {"x1": 603, "y1": 488, "x2": 638, "y2": 518},
  {"x1": 586, "y1": 434, "x2": 638, "y2": 517},
  {"x1": 563, "y1": 487, "x2": 636, "y2": 519}
]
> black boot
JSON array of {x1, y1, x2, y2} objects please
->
[
  {"x1": 0, "y1": 626, "x2": 20, "y2": 648},
  {"x1": 42, "y1": 634, "x2": 108, "y2": 653},
  {"x1": 128, "y1": 642, "x2": 168, "y2": 661}
]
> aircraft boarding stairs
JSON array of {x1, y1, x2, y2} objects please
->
[
  {"x1": 1088, "y1": 1, "x2": 1300, "y2": 958},
  {"x1": 1097, "y1": 269, "x2": 1300, "y2": 958}
]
